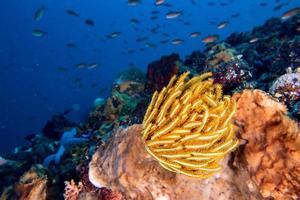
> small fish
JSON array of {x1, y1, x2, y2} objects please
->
[
  {"x1": 107, "y1": 32, "x2": 121, "y2": 39},
  {"x1": 32, "y1": 29, "x2": 46, "y2": 37},
  {"x1": 128, "y1": 0, "x2": 140, "y2": 6},
  {"x1": 136, "y1": 37, "x2": 149, "y2": 42},
  {"x1": 57, "y1": 67, "x2": 67, "y2": 72},
  {"x1": 217, "y1": 21, "x2": 229, "y2": 29},
  {"x1": 150, "y1": 16, "x2": 159, "y2": 20},
  {"x1": 220, "y1": 2, "x2": 228, "y2": 6},
  {"x1": 208, "y1": 2, "x2": 216, "y2": 6},
  {"x1": 77, "y1": 63, "x2": 87, "y2": 68},
  {"x1": 202, "y1": 35, "x2": 219, "y2": 44},
  {"x1": 91, "y1": 83, "x2": 97, "y2": 88},
  {"x1": 259, "y1": 2, "x2": 268, "y2": 6},
  {"x1": 88, "y1": 63, "x2": 98, "y2": 69},
  {"x1": 171, "y1": 39, "x2": 183, "y2": 45},
  {"x1": 273, "y1": 4, "x2": 284, "y2": 11},
  {"x1": 230, "y1": 13, "x2": 240, "y2": 18},
  {"x1": 155, "y1": 0, "x2": 165, "y2": 5},
  {"x1": 34, "y1": 6, "x2": 45, "y2": 21},
  {"x1": 190, "y1": 32, "x2": 201, "y2": 38},
  {"x1": 152, "y1": 10, "x2": 160, "y2": 14},
  {"x1": 281, "y1": 7, "x2": 300, "y2": 20},
  {"x1": 85, "y1": 19, "x2": 95, "y2": 26},
  {"x1": 160, "y1": 40, "x2": 169, "y2": 44},
  {"x1": 184, "y1": 21, "x2": 191, "y2": 26},
  {"x1": 130, "y1": 18, "x2": 140, "y2": 25},
  {"x1": 166, "y1": 11, "x2": 181, "y2": 19},
  {"x1": 66, "y1": 9, "x2": 80, "y2": 17},
  {"x1": 66, "y1": 43, "x2": 77, "y2": 48},
  {"x1": 249, "y1": 37, "x2": 259, "y2": 43},
  {"x1": 145, "y1": 42, "x2": 157, "y2": 48}
]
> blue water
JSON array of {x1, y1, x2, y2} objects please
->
[{"x1": 0, "y1": 0, "x2": 299, "y2": 153}]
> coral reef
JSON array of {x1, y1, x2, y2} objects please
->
[
  {"x1": 142, "y1": 72, "x2": 239, "y2": 178},
  {"x1": 43, "y1": 128, "x2": 88, "y2": 166},
  {"x1": 88, "y1": 125, "x2": 248, "y2": 199},
  {"x1": 2, "y1": 13, "x2": 300, "y2": 200},
  {"x1": 42, "y1": 114, "x2": 77, "y2": 140},
  {"x1": 88, "y1": 90, "x2": 300, "y2": 199},
  {"x1": 64, "y1": 179, "x2": 83, "y2": 200},
  {"x1": 88, "y1": 124, "x2": 266, "y2": 199},
  {"x1": 10, "y1": 165, "x2": 48, "y2": 200},
  {"x1": 145, "y1": 53, "x2": 180, "y2": 92},
  {"x1": 183, "y1": 50, "x2": 206, "y2": 74},
  {"x1": 213, "y1": 59, "x2": 253, "y2": 92},
  {"x1": 233, "y1": 90, "x2": 300, "y2": 199}
]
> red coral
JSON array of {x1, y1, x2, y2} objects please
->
[
  {"x1": 146, "y1": 53, "x2": 180, "y2": 92},
  {"x1": 100, "y1": 187, "x2": 123, "y2": 200}
]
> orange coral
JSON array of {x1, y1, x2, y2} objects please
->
[{"x1": 234, "y1": 89, "x2": 300, "y2": 199}]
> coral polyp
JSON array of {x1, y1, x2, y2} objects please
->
[{"x1": 142, "y1": 71, "x2": 239, "y2": 178}]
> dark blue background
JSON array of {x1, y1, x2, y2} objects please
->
[{"x1": 0, "y1": 0, "x2": 299, "y2": 153}]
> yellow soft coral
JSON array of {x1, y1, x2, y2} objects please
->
[{"x1": 142, "y1": 71, "x2": 239, "y2": 178}]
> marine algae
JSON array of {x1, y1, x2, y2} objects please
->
[{"x1": 142, "y1": 71, "x2": 239, "y2": 178}]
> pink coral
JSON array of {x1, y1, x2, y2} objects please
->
[{"x1": 64, "y1": 180, "x2": 83, "y2": 200}]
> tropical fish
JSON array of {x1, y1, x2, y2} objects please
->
[
  {"x1": 281, "y1": 7, "x2": 300, "y2": 20},
  {"x1": 85, "y1": 19, "x2": 95, "y2": 26},
  {"x1": 66, "y1": 9, "x2": 80, "y2": 17},
  {"x1": 32, "y1": 29, "x2": 46, "y2": 37},
  {"x1": 57, "y1": 67, "x2": 67, "y2": 72},
  {"x1": 230, "y1": 13, "x2": 240, "y2": 18},
  {"x1": 77, "y1": 63, "x2": 87, "y2": 68},
  {"x1": 128, "y1": 0, "x2": 140, "y2": 6},
  {"x1": 190, "y1": 32, "x2": 201, "y2": 38},
  {"x1": 145, "y1": 42, "x2": 157, "y2": 48},
  {"x1": 34, "y1": 6, "x2": 45, "y2": 21},
  {"x1": 88, "y1": 63, "x2": 98, "y2": 69},
  {"x1": 202, "y1": 35, "x2": 219, "y2": 44},
  {"x1": 160, "y1": 40, "x2": 169, "y2": 44},
  {"x1": 155, "y1": 0, "x2": 165, "y2": 5},
  {"x1": 130, "y1": 18, "x2": 140, "y2": 25},
  {"x1": 172, "y1": 39, "x2": 183, "y2": 45},
  {"x1": 249, "y1": 37, "x2": 259, "y2": 43},
  {"x1": 259, "y1": 2, "x2": 268, "y2": 6},
  {"x1": 66, "y1": 43, "x2": 77, "y2": 48},
  {"x1": 217, "y1": 21, "x2": 229, "y2": 29},
  {"x1": 166, "y1": 11, "x2": 181, "y2": 19},
  {"x1": 107, "y1": 32, "x2": 121, "y2": 39}
]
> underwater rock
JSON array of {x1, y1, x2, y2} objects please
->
[
  {"x1": 42, "y1": 114, "x2": 77, "y2": 140},
  {"x1": 145, "y1": 53, "x2": 180, "y2": 92},
  {"x1": 233, "y1": 89, "x2": 300, "y2": 199},
  {"x1": 88, "y1": 125, "x2": 260, "y2": 200}
]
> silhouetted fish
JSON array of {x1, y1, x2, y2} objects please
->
[
  {"x1": 34, "y1": 6, "x2": 45, "y2": 21},
  {"x1": 85, "y1": 19, "x2": 95, "y2": 26},
  {"x1": 66, "y1": 9, "x2": 80, "y2": 17}
]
